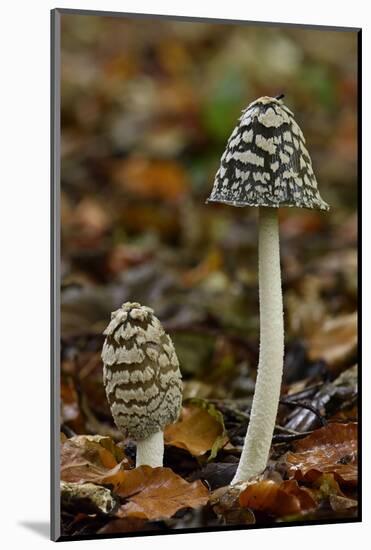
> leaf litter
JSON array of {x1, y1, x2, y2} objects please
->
[{"x1": 59, "y1": 15, "x2": 359, "y2": 537}]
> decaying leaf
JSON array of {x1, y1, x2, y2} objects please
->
[
  {"x1": 116, "y1": 466, "x2": 209, "y2": 520},
  {"x1": 309, "y1": 473, "x2": 357, "y2": 512},
  {"x1": 210, "y1": 485, "x2": 255, "y2": 525},
  {"x1": 112, "y1": 158, "x2": 189, "y2": 202},
  {"x1": 328, "y1": 494, "x2": 358, "y2": 512},
  {"x1": 182, "y1": 380, "x2": 226, "y2": 401},
  {"x1": 58, "y1": 13, "x2": 359, "y2": 537},
  {"x1": 284, "y1": 422, "x2": 357, "y2": 485},
  {"x1": 285, "y1": 275, "x2": 328, "y2": 338},
  {"x1": 61, "y1": 435, "x2": 131, "y2": 487},
  {"x1": 61, "y1": 378, "x2": 85, "y2": 433},
  {"x1": 61, "y1": 480, "x2": 119, "y2": 515},
  {"x1": 182, "y1": 250, "x2": 222, "y2": 287},
  {"x1": 307, "y1": 312, "x2": 357, "y2": 372},
  {"x1": 69, "y1": 197, "x2": 111, "y2": 248},
  {"x1": 239, "y1": 479, "x2": 316, "y2": 517},
  {"x1": 164, "y1": 399, "x2": 228, "y2": 459}
]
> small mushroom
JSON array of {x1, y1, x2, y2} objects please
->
[
  {"x1": 101, "y1": 302, "x2": 183, "y2": 467},
  {"x1": 207, "y1": 96, "x2": 329, "y2": 484}
]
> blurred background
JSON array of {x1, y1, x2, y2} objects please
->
[{"x1": 60, "y1": 14, "x2": 358, "y2": 436}]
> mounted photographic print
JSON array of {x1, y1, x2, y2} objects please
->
[{"x1": 51, "y1": 8, "x2": 361, "y2": 542}]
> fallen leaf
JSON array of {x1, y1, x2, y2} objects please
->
[
  {"x1": 239, "y1": 479, "x2": 316, "y2": 517},
  {"x1": 182, "y1": 380, "x2": 226, "y2": 400},
  {"x1": 164, "y1": 399, "x2": 228, "y2": 458},
  {"x1": 117, "y1": 202, "x2": 179, "y2": 236},
  {"x1": 284, "y1": 422, "x2": 357, "y2": 485},
  {"x1": 61, "y1": 378, "x2": 84, "y2": 432},
  {"x1": 285, "y1": 276, "x2": 327, "y2": 338},
  {"x1": 329, "y1": 494, "x2": 357, "y2": 511},
  {"x1": 112, "y1": 158, "x2": 189, "y2": 202},
  {"x1": 210, "y1": 485, "x2": 255, "y2": 525},
  {"x1": 116, "y1": 466, "x2": 209, "y2": 520},
  {"x1": 106, "y1": 244, "x2": 152, "y2": 276},
  {"x1": 309, "y1": 473, "x2": 357, "y2": 512},
  {"x1": 331, "y1": 404, "x2": 358, "y2": 421},
  {"x1": 182, "y1": 250, "x2": 222, "y2": 287},
  {"x1": 77, "y1": 351, "x2": 112, "y2": 418},
  {"x1": 61, "y1": 435, "x2": 131, "y2": 487},
  {"x1": 281, "y1": 211, "x2": 325, "y2": 238},
  {"x1": 68, "y1": 197, "x2": 111, "y2": 248},
  {"x1": 307, "y1": 313, "x2": 357, "y2": 372}
]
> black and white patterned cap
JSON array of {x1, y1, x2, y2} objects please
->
[{"x1": 207, "y1": 96, "x2": 329, "y2": 211}]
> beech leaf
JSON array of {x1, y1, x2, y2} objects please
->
[
  {"x1": 61, "y1": 435, "x2": 131, "y2": 487},
  {"x1": 164, "y1": 399, "x2": 228, "y2": 458},
  {"x1": 310, "y1": 473, "x2": 357, "y2": 512},
  {"x1": 239, "y1": 479, "x2": 316, "y2": 517},
  {"x1": 284, "y1": 422, "x2": 357, "y2": 485},
  {"x1": 307, "y1": 313, "x2": 357, "y2": 372},
  {"x1": 116, "y1": 466, "x2": 209, "y2": 520}
]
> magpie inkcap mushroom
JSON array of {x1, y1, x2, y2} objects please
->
[
  {"x1": 207, "y1": 95, "x2": 329, "y2": 211},
  {"x1": 101, "y1": 302, "x2": 183, "y2": 467},
  {"x1": 206, "y1": 96, "x2": 329, "y2": 485}
]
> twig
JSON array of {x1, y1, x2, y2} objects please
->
[
  {"x1": 61, "y1": 424, "x2": 76, "y2": 438},
  {"x1": 281, "y1": 384, "x2": 323, "y2": 401},
  {"x1": 279, "y1": 398, "x2": 327, "y2": 426}
]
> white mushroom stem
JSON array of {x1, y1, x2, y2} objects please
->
[
  {"x1": 232, "y1": 207, "x2": 284, "y2": 484},
  {"x1": 136, "y1": 431, "x2": 164, "y2": 468}
]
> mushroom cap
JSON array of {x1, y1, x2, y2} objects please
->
[
  {"x1": 207, "y1": 96, "x2": 329, "y2": 211},
  {"x1": 101, "y1": 302, "x2": 182, "y2": 440}
]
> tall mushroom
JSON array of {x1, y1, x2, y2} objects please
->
[
  {"x1": 101, "y1": 302, "x2": 182, "y2": 468},
  {"x1": 207, "y1": 96, "x2": 329, "y2": 484}
]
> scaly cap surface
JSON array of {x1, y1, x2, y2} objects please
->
[
  {"x1": 102, "y1": 302, "x2": 182, "y2": 440},
  {"x1": 207, "y1": 96, "x2": 329, "y2": 211}
]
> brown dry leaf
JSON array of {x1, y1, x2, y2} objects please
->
[
  {"x1": 329, "y1": 494, "x2": 358, "y2": 511},
  {"x1": 156, "y1": 41, "x2": 193, "y2": 77},
  {"x1": 284, "y1": 422, "x2": 357, "y2": 486},
  {"x1": 211, "y1": 485, "x2": 255, "y2": 525},
  {"x1": 112, "y1": 158, "x2": 189, "y2": 202},
  {"x1": 77, "y1": 351, "x2": 112, "y2": 418},
  {"x1": 182, "y1": 249, "x2": 223, "y2": 287},
  {"x1": 164, "y1": 400, "x2": 228, "y2": 458},
  {"x1": 117, "y1": 203, "x2": 179, "y2": 236},
  {"x1": 182, "y1": 380, "x2": 226, "y2": 401},
  {"x1": 281, "y1": 211, "x2": 325, "y2": 239},
  {"x1": 309, "y1": 473, "x2": 357, "y2": 512},
  {"x1": 307, "y1": 313, "x2": 357, "y2": 372},
  {"x1": 61, "y1": 435, "x2": 131, "y2": 487},
  {"x1": 285, "y1": 275, "x2": 327, "y2": 337},
  {"x1": 69, "y1": 197, "x2": 111, "y2": 248},
  {"x1": 61, "y1": 378, "x2": 84, "y2": 432},
  {"x1": 331, "y1": 404, "x2": 358, "y2": 422},
  {"x1": 239, "y1": 480, "x2": 316, "y2": 517},
  {"x1": 116, "y1": 466, "x2": 209, "y2": 520},
  {"x1": 106, "y1": 244, "x2": 152, "y2": 276}
]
